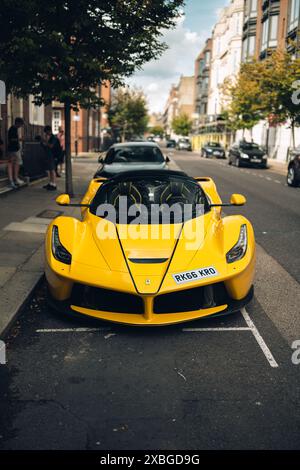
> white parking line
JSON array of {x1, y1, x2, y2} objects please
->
[
  {"x1": 37, "y1": 311, "x2": 279, "y2": 369},
  {"x1": 241, "y1": 308, "x2": 279, "y2": 368},
  {"x1": 183, "y1": 327, "x2": 251, "y2": 332},
  {"x1": 36, "y1": 327, "x2": 111, "y2": 333}
]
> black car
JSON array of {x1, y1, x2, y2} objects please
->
[
  {"x1": 166, "y1": 139, "x2": 176, "y2": 148},
  {"x1": 201, "y1": 142, "x2": 226, "y2": 159},
  {"x1": 228, "y1": 141, "x2": 268, "y2": 168},
  {"x1": 287, "y1": 147, "x2": 300, "y2": 187},
  {"x1": 94, "y1": 142, "x2": 169, "y2": 178}
]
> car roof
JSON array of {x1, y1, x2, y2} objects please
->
[
  {"x1": 107, "y1": 169, "x2": 192, "y2": 183},
  {"x1": 111, "y1": 142, "x2": 160, "y2": 149}
]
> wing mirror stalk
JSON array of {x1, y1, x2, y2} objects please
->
[
  {"x1": 210, "y1": 194, "x2": 246, "y2": 207},
  {"x1": 56, "y1": 194, "x2": 90, "y2": 207}
]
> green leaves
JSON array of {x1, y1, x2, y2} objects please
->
[
  {"x1": 0, "y1": 0, "x2": 184, "y2": 107},
  {"x1": 223, "y1": 49, "x2": 300, "y2": 136},
  {"x1": 171, "y1": 113, "x2": 192, "y2": 136},
  {"x1": 109, "y1": 88, "x2": 149, "y2": 140}
]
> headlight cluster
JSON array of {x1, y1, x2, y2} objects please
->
[
  {"x1": 226, "y1": 224, "x2": 248, "y2": 263},
  {"x1": 240, "y1": 152, "x2": 249, "y2": 159},
  {"x1": 52, "y1": 225, "x2": 72, "y2": 265}
]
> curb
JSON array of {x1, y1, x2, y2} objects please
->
[{"x1": 0, "y1": 245, "x2": 44, "y2": 339}]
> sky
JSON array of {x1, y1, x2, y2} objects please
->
[{"x1": 127, "y1": 0, "x2": 227, "y2": 114}]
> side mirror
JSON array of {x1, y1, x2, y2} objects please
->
[
  {"x1": 166, "y1": 156, "x2": 170, "y2": 163},
  {"x1": 98, "y1": 156, "x2": 104, "y2": 163},
  {"x1": 230, "y1": 194, "x2": 246, "y2": 206},
  {"x1": 56, "y1": 194, "x2": 70, "y2": 206}
]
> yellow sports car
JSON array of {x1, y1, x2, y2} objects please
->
[{"x1": 45, "y1": 170, "x2": 255, "y2": 326}]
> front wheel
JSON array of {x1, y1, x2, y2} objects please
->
[
  {"x1": 287, "y1": 166, "x2": 298, "y2": 187},
  {"x1": 235, "y1": 157, "x2": 241, "y2": 168}
]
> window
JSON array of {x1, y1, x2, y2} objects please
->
[
  {"x1": 269, "y1": 15, "x2": 279, "y2": 47},
  {"x1": 261, "y1": 18, "x2": 269, "y2": 51},
  {"x1": 29, "y1": 95, "x2": 45, "y2": 126},
  {"x1": 261, "y1": 14, "x2": 278, "y2": 51},
  {"x1": 243, "y1": 35, "x2": 256, "y2": 61},
  {"x1": 288, "y1": 0, "x2": 300, "y2": 32},
  {"x1": 250, "y1": 0, "x2": 258, "y2": 17},
  {"x1": 52, "y1": 110, "x2": 61, "y2": 134},
  {"x1": 248, "y1": 35, "x2": 256, "y2": 57},
  {"x1": 245, "y1": 0, "x2": 258, "y2": 19}
]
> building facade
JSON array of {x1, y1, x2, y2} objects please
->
[
  {"x1": 52, "y1": 81, "x2": 111, "y2": 154},
  {"x1": 194, "y1": 38, "x2": 212, "y2": 119},
  {"x1": 192, "y1": 0, "x2": 244, "y2": 151},
  {"x1": 163, "y1": 76, "x2": 195, "y2": 137},
  {"x1": 163, "y1": 84, "x2": 179, "y2": 137},
  {"x1": 241, "y1": 0, "x2": 300, "y2": 161}
]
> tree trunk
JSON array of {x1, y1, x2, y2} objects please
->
[
  {"x1": 265, "y1": 125, "x2": 270, "y2": 155},
  {"x1": 291, "y1": 120, "x2": 296, "y2": 149},
  {"x1": 64, "y1": 100, "x2": 74, "y2": 197}
]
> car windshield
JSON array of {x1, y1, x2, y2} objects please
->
[
  {"x1": 105, "y1": 146, "x2": 164, "y2": 164},
  {"x1": 207, "y1": 142, "x2": 221, "y2": 148},
  {"x1": 90, "y1": 173, "x2": 209, "y2": 224},
  {"x1": 240, "y1": 142, "x2": 260, "y2": 150}
]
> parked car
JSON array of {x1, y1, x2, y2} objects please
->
[
  {"x1": 95, "y1": 142, "x2": 169, "y2": 178},
  {"x1": 166, "y1": 139, "x2": 176, "y2": 149},
  {"x1": 49, "y1": 170, "x2": 255, "y2": 326},
  {"x1": 202, "y1": 142, "x2": 226, "y2": 159},
  {"x1": 228, "y1": 141, "x2": 268, "y2": 168},
  {"x1": 177, "y1": 138, "x2": 192, "y2": 151},
  {"x1": 287, "y1": 147, "x2": 300, "y2": 187}
]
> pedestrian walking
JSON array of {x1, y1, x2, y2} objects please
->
[
  {"x1": 42, "y1": 125, "x2": 61, "y2": 191},
  {"x1": 56, "y1": 126, "x2": 65, "y2": 176},
  {"x1": 7, "y1": 117, "x2": 24, "y2": 189}
]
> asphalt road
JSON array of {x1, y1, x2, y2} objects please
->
[{"x1": 0, "y1": 152, "x2": 300, "y2": 450}]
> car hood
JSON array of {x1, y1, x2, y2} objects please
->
[
  {"x1": 240, "y1": 148, "x2": 264, "y2": 157},
  {"x1": 81, "y1": 212, "x2": 221, "y2": 294},
  {"x1": 100, "y1": 162, "x2": 167, "y2": 176}
]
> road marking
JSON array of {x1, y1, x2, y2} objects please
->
[
  {"x1": 36, "y1": 327, "x2": 111, "y2": 333},
  {"x1": 241, "y1": 307, "x2": 279, "y2": 368},
  {"x1": 183, "y1": 327, "x2": 251, "y2": 332}
]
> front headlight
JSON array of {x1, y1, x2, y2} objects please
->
[
  {"x1": 52, "y1": 225, "x2": 72, "y2": 265},
  {"x1": 240, "y1": 153, "x2": 249, "y2": 159},
  {"x1": 226, "y1": 224, "x2": 248, "y2": 263},
  {"x1": 262, "y1": 155, "x2": 268, "y2": 160}
]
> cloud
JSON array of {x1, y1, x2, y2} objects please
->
[{"x1": 126, "y1": 16, "x2": 209, "y2": 113}]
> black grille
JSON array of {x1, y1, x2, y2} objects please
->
[
  {"x1": 71, "y1": 284, "x2": 144, "y2": 314},
  {"x1": 154, "y1": 282, "x2": 229, "y2": 314}
]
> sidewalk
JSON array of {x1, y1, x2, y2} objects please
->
[{"x1": 0, "y1": 159, "x2": 98, "y2": 337}]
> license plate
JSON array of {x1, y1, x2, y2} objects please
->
[
  {"x1": 251, "y1": 158, "x2": 261, "y2": 162},
  {"x1": 173, "y1": 266, "x2": 219, "y2": 284}
]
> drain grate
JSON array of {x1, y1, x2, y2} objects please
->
[{"x1": 36, "y1": 210, "x2": 63, "y2": 219}]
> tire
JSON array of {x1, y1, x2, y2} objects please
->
[
  {"x1": 287, "y1": 166, "x2": 298, "y2": 187},
  {"x1": 235, "y1": 157, "x2": 241, "y2": 168},
  {"x1": 228, "y1": 156, "x2": 232, "y2": 165}
]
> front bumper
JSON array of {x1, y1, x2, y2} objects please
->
[
  {"x1": 240, "y1": 158, "x2": 267, "y2": 167},
  {"x1": 47, "y1": 284, "x2": 254, "y2": 327}
]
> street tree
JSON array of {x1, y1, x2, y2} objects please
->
[
  {"x1": 149, "y1": 125, "x2": 165, "y2": 137},
  {"x1": 109, "y1": 88, "x2": 148, "y2": 142},
  {"x1": 0, "y1": 0, "x2": 184, "y2": 195},
  {"x1": 222, "y1": 61, "x2": 267, "y2": 138},
  {"x1": 171, "y1": 113, "x2": 192, "y2": 136},
  {"x1": 258, "y1": 49, "x2": 300, "y2": 148}
]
